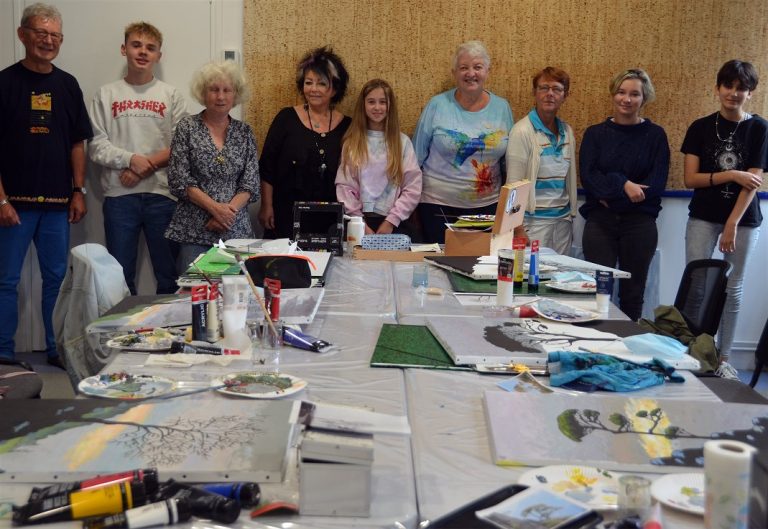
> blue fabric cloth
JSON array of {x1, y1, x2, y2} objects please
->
[
  {"x1": 547, "y1": 351, "x2": 684, "y2": 392},
  {"x1": 0, "y1": 210, "x2": 69, "y2": 359},
  {"x1": 103, "y1": 193, "x2": 179, "y2": 295}
]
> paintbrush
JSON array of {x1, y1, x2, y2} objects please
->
[
  {"x1": 191, "y1": 262, "x2": 214, "y2": 285},
  {"x1": 232, "y1": 253, "x2": 280, "y2": 341}
]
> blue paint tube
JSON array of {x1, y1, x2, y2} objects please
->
[
  {"x1": 156, "y1": 480, "x2": 240, "y2": 524},
  {"x1": 282, "y1": 327, "x2": 333, "y2": 353},
  {"x1": 199, "y1": 482, "x2": 261, "y2": 508}
]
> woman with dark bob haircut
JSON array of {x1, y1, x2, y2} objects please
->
[
  {"x1": 680, "y1": 59, "x2": 767, "y2": 378},
  {"x1": 258, "y1": 46, "x2": 351, "y2": 238}
]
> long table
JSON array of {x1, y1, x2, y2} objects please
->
[{"x1": 2, "y1": 256, "x2": 765, "y2": 529}]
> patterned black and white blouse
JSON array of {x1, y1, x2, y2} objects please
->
[{"x1": 165, "y1": 112, "x2": 260, "y2": 245}]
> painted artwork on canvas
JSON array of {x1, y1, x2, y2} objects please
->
[
  {"x1": 484, "y1": 391, "x2": 768, "y2": 473},
  {"x1": 427, "y1": 317, "x2": 624, "y2": 366},
  {"x1": 0, "y1": 398, "x2": 298, "y2": 482}
]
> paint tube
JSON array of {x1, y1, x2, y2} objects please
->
[
  {"x1": 156, "y1": 480, "x2": 240, "y2": 524},
  {"x1": 282, "y1": 327, "x2": 333, "y2": 353},
  {"x1": 190, "y1": 284, "x2": 208, "y2": 341},
  {"x1": 28, "y1": 469, "x2": 158, "y2": 503},
  {"x1": 169, "y1": 340, "x2": 242, "y2": 356},
  {"x1": 205, "y1": 283, "x2": 220, "y2": 342},
  {"x1": 13, "y1": 481, "x2": 146, "y2": 525},
  {"x1": 199, "y1": 482, "x2": 261, "y2": 508},
  {"x1": 83, "y1": 498, "x2": 191, "y2": 529},
  {"x1": 264, "y1": 278, "x2": 281, "y2": 321},
  {"x1": 528, "y1": 239, "x2": 540, "y2": 294},
  {"x1": 512, "y1": 237, "x2": 526, "y2": 291}
]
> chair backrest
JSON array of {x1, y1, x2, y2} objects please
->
[
  {"x1": 755, "y1": 316, "x2": 768, "y2": 365},
  {"x1": 53, "y1": 244, "x2": 130, "y2": 388},
  {"x1": 674, "y1": 259, "x2": 732, "y2": 336}
]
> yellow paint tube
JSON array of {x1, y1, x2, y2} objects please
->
[{"x1": 13, "y1": 481, "x2": 147, "y2": 525}]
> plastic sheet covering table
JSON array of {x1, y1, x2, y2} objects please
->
[
  {"x1": 404, "y1": 368, "x2": 728, "y2": 529},
  {"x1": 319, "y1": 258, "x2": 396, "y2": 317},
  {"x1": 1, "y1": 317, "x2": 417, "y2": 529},
  {"x1": 395, "y1": 259, "x2": 628, "y2": 325}
]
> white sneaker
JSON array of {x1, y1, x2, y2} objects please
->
[{"x1": 715, "y1": 361, "x2": 739, "y2": 380}]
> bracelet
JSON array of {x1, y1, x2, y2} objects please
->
[
  {"x1": 0, "y1": 198, "x2": 8, "y2": 207},
  {"x1": 709, "y1": 172, "x2": 714, "y2": 187}
]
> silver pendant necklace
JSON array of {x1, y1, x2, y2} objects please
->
[
  {"x1": 305, "y1": 104, "x2": 332, "y2": 177},
  {"x1": 714, "y1": 112, "x2": 746, "y2": 199}
]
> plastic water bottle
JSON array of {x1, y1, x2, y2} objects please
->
[{"x1": 346, "y1": 216, "x2": 365, "y2": 254}]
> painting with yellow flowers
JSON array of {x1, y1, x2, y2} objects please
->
[
  {"x1": 0, "y1": 398, "x2": 298, "y2": 482},
  {"x1": 483, "y1": 391, "x2": 768, "y2": 473}
]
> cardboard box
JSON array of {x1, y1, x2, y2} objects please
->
[
  {"x1": 298, "y1": 428, "x2": 373, "y2": 516},
  {"x1": 353, "y1": 248, "x2": 443, "y2": 262},
  {"x1": 444, "y1": 181, "x2": 530, "y2": 257},
  {"x1": 299, "y1": 459, "x2": 371, "y2": 516}
]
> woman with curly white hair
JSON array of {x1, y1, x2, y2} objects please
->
[{"x1": 165, "y1": 61, "x2": 260, "y2": 273}]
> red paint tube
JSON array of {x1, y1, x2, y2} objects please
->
[
  {"x1": 264, "y1": 278, "x2": 281, "y2": 321},
  {"x1": 190, "y1": 284, "x2": 208, "y2": 341},
  {"x1": 28, "y1": 469, "x2": 158, "y2": 502}
]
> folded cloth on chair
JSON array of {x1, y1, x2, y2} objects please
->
[
  {"x1": 547, "y1": 351, "x2": 684, "y2": 392},
  {"x1": 638, "y1": 305, "x2": 719, "y2": 372}
]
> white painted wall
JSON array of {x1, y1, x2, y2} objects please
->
[{"x1": 3, "y1": 0, "x2": 243, "y2": 352}]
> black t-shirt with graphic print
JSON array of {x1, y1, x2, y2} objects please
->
[{"x1": 681, "y1": 111, "x2": 768, "y2": 227}]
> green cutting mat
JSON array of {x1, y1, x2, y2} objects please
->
[{"x1": 370, "y1": 324, "x2": 472, "y2": 370}]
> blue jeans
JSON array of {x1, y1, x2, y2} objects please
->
[
  {"x1": 0, "y1": 209, "x2": 69, "y2": 360},
  {"x1": 582, "y1": 210, "x2": 658, "y2": 321},
  {"x1": 419, "y1": 202, "x2": 498, "y2": 244},
  {"x1": 685, "y1": 217, "x2": 761, "y2": 358},
  {"x1": 104, "y1": 194, "x2": 179, "y2": 294}
]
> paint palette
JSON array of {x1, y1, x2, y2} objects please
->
[
  {"x1": 650, "y1": 472, "x2": 705, "y2": 515},
  {"x1": 212, "y1": 372, "x2": 307, "y2": 399},
  {"x1": 518, "y1": 465, "x2": 622, "y2": 511},
  {"x1": 105, "y1": 328, "x2": 183, "y2": 351},
  {"x1": 78, "y1": 373, "x2": 177, "y2": 399},
  {"x1": 545, "y1": 281, "x2": 597, "y2": 294}
]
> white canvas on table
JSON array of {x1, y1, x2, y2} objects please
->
[
  {"x1": 483, "y1": 390, "x2": 768, "y2": 473},
  {"x1": 0, "y1": 398, "x2": 300, "y2": 483},
  {"x1": 426, "y1": 317, "x2": 699, "y2": 369}
]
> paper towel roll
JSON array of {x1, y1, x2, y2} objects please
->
[{"x1": 704, "y1": 439, "x2": 757, "y2": 529}]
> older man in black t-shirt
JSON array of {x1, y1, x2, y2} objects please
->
[{"x1": 0, "y1": 3, "x2": 93, "y2": 368}]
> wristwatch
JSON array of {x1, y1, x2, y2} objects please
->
[
  {"x1": 72, "y1": 187, "x2": 87, "y2": 195},
  {"x1": 0, "y1": 198, "x2": 8, "y2": 207}
]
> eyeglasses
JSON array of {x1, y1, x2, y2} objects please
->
[
  {"x1": 24, "y1": 27, "x2": 63, "y2": 43},
  {"x1": 536, "y1": 85, "x2": 565, "y2": 95}
]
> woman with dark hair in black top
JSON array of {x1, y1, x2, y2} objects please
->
[{"x1": 258, "y1": 46, "x2": 351, "y2": 239}]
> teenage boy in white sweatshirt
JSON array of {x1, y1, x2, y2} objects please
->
[{"x1": 89, "y1": 21, "x2": 187, "y2": 294}]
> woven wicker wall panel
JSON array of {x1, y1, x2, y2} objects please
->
[{"x1": 244, "y1": 0, "x2": 768, "y2": 190}]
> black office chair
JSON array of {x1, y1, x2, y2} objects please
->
[
  {"x1": 748, "y1": 317, "x2": 768, "y2": 388},
  {"x1": 674, "y1": 259, "x2": 732, "y2": 337}
]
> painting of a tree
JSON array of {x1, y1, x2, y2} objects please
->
[
  {"x1": 485, "y1": 391, "x2": 768, "y2": 472},
  {"x1": 0, "y1": 398, "x2": 297, "y2": 482}
]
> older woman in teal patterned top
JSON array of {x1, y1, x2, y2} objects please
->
[{"x1": 413, "y1": 40, "x2": 514, "y2": 243}]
